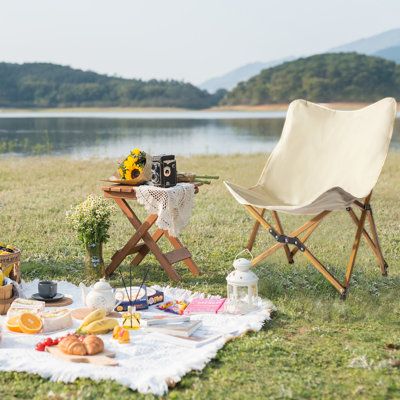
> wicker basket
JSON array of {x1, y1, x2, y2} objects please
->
[
  {"x1": 0, "y1": 248, "x2": 21, "y2": 283},
  {"x1": 0, "y1": 283, "x2": 16, "y2": 315}
]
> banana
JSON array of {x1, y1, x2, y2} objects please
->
[
  {"x1": 81, "y1": 318, "x2": 119, "y2": 334},
  {"x1": 77, "y1": 308, "x2": 106, "y2": 332}
]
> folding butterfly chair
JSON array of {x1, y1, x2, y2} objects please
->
[{"x1": 225, "y1": 98, "x2": 397, "y2": 299}]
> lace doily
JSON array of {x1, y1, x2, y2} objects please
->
[{"x1": 135, "y1": 183, "x2": 195, "y2": 237}]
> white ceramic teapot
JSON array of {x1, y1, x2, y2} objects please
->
[{"x1": 79, "y1": 278, "x2": 120, "y2": 314}]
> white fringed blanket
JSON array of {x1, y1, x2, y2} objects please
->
[{"x1": 0, "y1": 280, "x2": 275, "y2": 395}]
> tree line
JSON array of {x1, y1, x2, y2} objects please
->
[
  {"x1": 0, "y1": 53, "x2": 399, "y2": 109},
  {"x1": 222, "y1": 53, "x2": 400, "y2": 105},
  {"x1": 0, "y1": 62, "x2": 225, "y2": 109}
]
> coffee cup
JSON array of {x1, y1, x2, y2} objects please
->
[{"x1": 38, "y1": 280, "x2": 57, "y2": 299}]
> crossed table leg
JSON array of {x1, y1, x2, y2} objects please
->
[{"x1": 104, "y1": 195, "x2": 200, "y2": 281}]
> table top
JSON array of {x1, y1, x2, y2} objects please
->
[{"x1": 102, "y1": 183, "x2": 199, "y2": 199}]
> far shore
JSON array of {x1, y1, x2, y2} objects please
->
[{"x1": 0, "y1": 102, "x2": 399, "y2": 114}]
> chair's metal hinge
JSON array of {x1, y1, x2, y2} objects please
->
[{"x1": 268, "y1": 228, "x2": 305, "y2": 252}]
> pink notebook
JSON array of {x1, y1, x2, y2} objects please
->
[{"x1": 184, "y1": 298, "x2": 226, "y2": 314}]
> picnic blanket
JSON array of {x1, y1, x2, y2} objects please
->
[{"x1": 0, "y1": 280, "x2": 275, "y2": 395}]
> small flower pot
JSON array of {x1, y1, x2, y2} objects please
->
[{"x1": 85, "y1": 242, "x2": 105, "y2": 278}]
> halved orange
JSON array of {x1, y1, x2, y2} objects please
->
[
  {"x1": 18, "y1": 312, "x2": 43, "y2": 334},
  {"x1": 6, "y1": 315, "x2": 22, "y2": 333}
]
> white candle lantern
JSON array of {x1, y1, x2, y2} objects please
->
[{"x1": 225, "y1": 253, "x2": 259, "y2": 314}]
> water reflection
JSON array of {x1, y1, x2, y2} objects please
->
[{"x1": 0, "y1": 115, "x2": 398, "y2": 158}]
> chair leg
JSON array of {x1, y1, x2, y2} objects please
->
[
  {"x1": 347, "y1": 207, "x2": 388, "y2": 276},
  {"x1": 302, "y1": 248, "x2": 346, "y2": 295},
  {"x1": 290, "y1": 218, "x2": 323, "y2": 259},
  {"x1": 245, "y1": 206, "x2": 329, "y2": 266},
  {"x1": 272, "y1": 211, "x2": 294, "y2": 264},
  {"x1": 343, "y1": 196, "x2": 371, "y2": 298},
  {"x1": 246, "y1": 208, "x2": 265, "y2": 251},
  {"x1": 245, "y1": 205, "x2": 345, "y2": 295},
  {"x1": 367, "y1": 207, "x2": 388, "y2": 276}
]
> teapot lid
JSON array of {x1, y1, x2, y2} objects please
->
[{"x1": 93, "y1": 278, "x2": 113, "y2": 291}]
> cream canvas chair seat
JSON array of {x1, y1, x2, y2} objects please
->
[{"x1": 225, "y1": 98, "x2": 397, "y2": 299}]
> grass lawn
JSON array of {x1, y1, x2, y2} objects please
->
[{"x1": 0, "y1": 153, "x2": 400, "y2": 400}]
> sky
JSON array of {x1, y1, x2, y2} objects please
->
[{"x1": 0, "y1": 0, "x2": 399, "y2": 84}]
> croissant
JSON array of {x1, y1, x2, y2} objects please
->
[
  {"x1": 58, "y1": 336, "x2": 78, "y2": 352},
  {"x1": 59, "y1": 336, "x2": 87, "y2": 356},
  {"x1": 83, "y1": 335, "x2": 104, "y2": 355}
]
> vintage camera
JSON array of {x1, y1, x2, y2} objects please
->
[{"x1": 151, "y1": 155, "x2": 177, "y2": 188}]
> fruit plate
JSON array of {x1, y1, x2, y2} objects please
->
[{"x1": 46, "y1": 346, "x2": 118, "y2": 366}]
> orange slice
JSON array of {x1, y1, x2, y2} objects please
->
[
  {"x1": 6, "y1": 315, "x2": 22, "y2": 333},
  {"x1": 18, "y1": 312, "x2": 43, "y2": 334}
]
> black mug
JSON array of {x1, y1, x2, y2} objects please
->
[{"x1": 38, "y1": 280, "x2": 57, "y2": 299}]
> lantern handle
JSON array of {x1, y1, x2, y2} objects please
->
[{"x1": 234, "y1": 248, "x2": 253, "y2": 261}]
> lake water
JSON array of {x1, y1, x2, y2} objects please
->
[{"x1": 0, "y1": 111, "x2": 399, "y2": 158}]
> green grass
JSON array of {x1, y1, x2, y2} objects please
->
[{"x1": 0, "y1": 153, "x2": 400, "y2": 400}]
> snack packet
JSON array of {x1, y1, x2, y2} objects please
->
[{"x1": 156, "y1": 300, "x2": 188, "y2": 315}]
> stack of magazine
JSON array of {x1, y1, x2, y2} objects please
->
[{"x1": 141, "y1": 313, "x2": 222, "y2": 348}]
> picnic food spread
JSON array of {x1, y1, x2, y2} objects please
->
[
  {"x1": 0, "y1": 149, "x2": 233, "y2": 369},
  {"x1": 0, "y1": 254, "x2": 274, "y2": 396},
  {"x1": 0, "y1": 279, "x2": 250, "y2": 369},
  {"x1": 0, "y1": 146, "x2": 275, "y2": 395}
]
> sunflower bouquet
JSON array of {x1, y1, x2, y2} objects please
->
[{"x1": 114, "y1": 148, "x2": 152, "y2": 185}]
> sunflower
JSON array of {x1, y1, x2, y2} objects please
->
[
  {"x1": 117, "y1": 148, "x2": 146, "y2": 181},
  {"x1": 125, "y1": 165, "x2": 143, "y2": 180},
  {"x1": 131, "y1": 148, "x2": 141, "y2": 156},
  {"x1": 123, "y1": 155, "x2": 136, "y2": 170}
]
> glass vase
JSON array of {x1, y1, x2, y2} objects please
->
[{"x1": 84, "y1": 242, "x2": 105, "y2": 278}]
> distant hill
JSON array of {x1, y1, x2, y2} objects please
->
[
  {"x1": 199, "y1": 57, "x2": 294, "y2": 93},
  {"x1": 221, "y1": 53, "x2": 400, "y2": 105},
  {"x1": 373, "y1": 45, "x2": 400, "y2": 64},
  {"x1": 0, "y1": 62, "x2": 224, "y2": 109},
  {"x1": 201, "y1": 28, "x2": 400, "y2": 94},
  {"x1": 330, "y1": 28, "x2": 400, "y2": 55}
]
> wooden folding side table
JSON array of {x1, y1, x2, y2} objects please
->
[{"x1": 102, "y1": 184, "x2": 201, "y2": 281}]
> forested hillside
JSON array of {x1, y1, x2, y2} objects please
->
[
  {"x1": 0, "y1": 62, "x2": 224, "y2": 109},
  {"x1": 222, "y1": 53, "x2": 400, "y2": 105}
]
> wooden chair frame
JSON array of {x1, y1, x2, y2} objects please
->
[{"x1": 244, "y1": 192, "x2": 388, "y2": 299}]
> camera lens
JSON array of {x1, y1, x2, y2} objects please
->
[{"x1": 164, "y1": 166, "x2": 171, "y2": 177}]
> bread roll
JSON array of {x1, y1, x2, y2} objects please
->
[
  {"x1": 58, "y1": 336, "x2": 77, "y2": 352},
  {"x1": 83, "y1": 335, "x2": 104, "y2": 355},
  {"x1": 59, "y1": 336, "x2": 87, "y2": 356}
]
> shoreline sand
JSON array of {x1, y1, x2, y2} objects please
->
[{"x1": 0, "y1": 102, "x2": 399, "y2": 114}]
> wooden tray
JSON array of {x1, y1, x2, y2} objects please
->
[
  {"x1": 71, "y1": 307, "x2": 121, "y2": 320},
  {"x1": 46, "y1": 346, "x2": 118, "y2": 366},
  {"x1": 44, "y1": 297, "x2": 73, "y2": 307}
]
